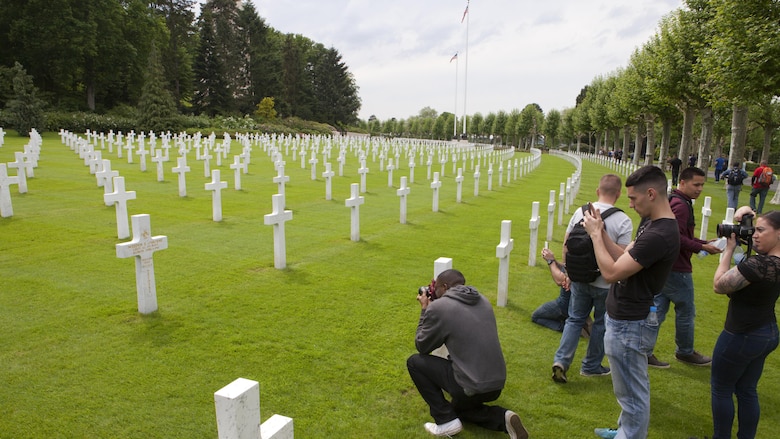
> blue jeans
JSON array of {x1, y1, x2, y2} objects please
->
[
  {"x1": 727, "y1": 185, "x2": 742, "y2": 210},
  {"x1": 532, "y1": 287, "x2": 570, "y2": 332},
  {"x1": 749, "y1": 186, "x2": 769, "y2": 214},
  {"x1": 604, "y1": 314, "x2": 659, "y2": 439},
  {"x1": 711, "y1": 323, "x2": 779, "y2": 439},
  {"x1": 714, "y1": 168, "x2": 723, "y2": 182},
  {"x1": 653, "y1": 271, "x2": 695, "y2": 356},
  {"x1": 554, "y1": 282, "x2": 607, "y2": 372}
]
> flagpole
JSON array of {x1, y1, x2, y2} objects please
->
[
  {"x1": 462, "y1": 0, "x2": 469, "y2": 138},
  {"x1": 453, "y1": 54, "x2": 459, "y2": 139}
]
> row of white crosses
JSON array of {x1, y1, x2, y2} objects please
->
[
  {"x1": 0, "y1": 129, "x2": 42, "y2": 217},
  {"x1": 59, "y1": 131, "x2": 168, "y2": 315}
]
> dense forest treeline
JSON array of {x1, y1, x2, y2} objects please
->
[{"x1": 0, "y1": 0, "x2": 360, "y2": 133}]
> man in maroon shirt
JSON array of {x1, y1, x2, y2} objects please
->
[{"x1": 648, "y1": 167, "x2": 723, "y2": 368}]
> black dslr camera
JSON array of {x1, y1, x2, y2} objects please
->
[
  {"x1": 417, "y1": 279, "x2": 436, "y2": 301},
  {"x1": 717, "y1": 213, "x2": 755, "y2": 254}
]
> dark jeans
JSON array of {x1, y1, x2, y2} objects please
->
[
  {"x1": 711, "y1": 323, "x2": 779, "y2": 439},
  {"x1": 531, "y1": 286, "x2": 569, "y2": 332},
  {"x1": 749, "y1": 186, "x2": 769, "y2": 214},
  {"x1": 407, "y1": 353, "x2": 508, "y2": 431}
]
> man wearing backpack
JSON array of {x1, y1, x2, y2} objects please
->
[
  {"x1": 647, "y1": 167, "x2": 723, "y2": 369},
  {"x1": 720, "y1": 162, "x2": 749, "y2": 210},
  {"x1": 749, "y1": 160, "x2": 775, "y2": 214},
  {"x1": 551, "y1": 174, "x2": 633, "y2": 384}
]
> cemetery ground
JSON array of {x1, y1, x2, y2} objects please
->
[{"x1": 1, "y1": 131, "x2": 778, "y2": 439}]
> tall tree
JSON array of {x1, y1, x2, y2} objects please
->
[
  {"x1": 4, "y1": 62, "x2": 45, "y2": 136},
  {"x1": 700, "y1": 0, "x2": 780, "y2": 165},
  {"x1": 137, "y1": 43, "x2": 178, "y2": 132}
]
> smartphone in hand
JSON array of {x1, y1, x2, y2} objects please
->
[{"x1": 587, "y1": 202, "x2": 596, "y2": 216}]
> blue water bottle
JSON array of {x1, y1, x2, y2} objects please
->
[{"x1": 647, "y1": 306, "x2": 659, "y2": 325}]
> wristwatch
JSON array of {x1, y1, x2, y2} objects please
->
[{"x1": 546, "y1": 258, "x2": 554, "y2": 265}]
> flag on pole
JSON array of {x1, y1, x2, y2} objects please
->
[
  {"x1": 450, "y1": 52, "x2": 458, "y2": 63},
  {"x1": 461, "y1": 2, "x2": 469, "y2": 23}
]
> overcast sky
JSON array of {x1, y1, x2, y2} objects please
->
[{"x1": 244, "y1": 0, "x2": 683, "y2": 121}]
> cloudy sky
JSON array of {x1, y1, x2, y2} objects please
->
[{"x1": 245, "y1": 0, "x2": 683, "y2": 121}]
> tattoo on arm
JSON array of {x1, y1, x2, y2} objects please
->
[{"x1": 716, "y1": 268, "x2": 751, "y2": 294}]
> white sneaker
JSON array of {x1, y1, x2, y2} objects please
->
[
  {"x1": 505, "y1": 410, "x2": 529, "y2": 439},
  {"x1": 424, "y1": 418, "x2": 463, "y2": 436}
]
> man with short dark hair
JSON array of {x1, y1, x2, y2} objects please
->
[
  {"x1": 720, "y1": 163, "x2": 749, "y2": 210},
  {"x1": 667, "y1": 154, "x2": 683, "y2": 186},
  {"x1": 648, "y1": 167, "x2": 721, "y2": 369},
  {"x1": 584, "y1": 166, "x2": 680, "y2": 439},
  {"x1": 407, "y1": 269, "x2": 528, "y2": 438}
]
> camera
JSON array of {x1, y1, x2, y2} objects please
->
[
  {"x1": 717, "y1": 213, "x2": 755, "y2": 253},
  {"x1": 417, "y1": 279, "x2": 436, "y2": 301}
]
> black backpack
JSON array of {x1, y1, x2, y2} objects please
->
[
  {"x1": 727, "y1": 169, "x2": 744, "y2": 186},
  {"x1": 564, "y1": 205, "x2": 622, "y2": 283}
]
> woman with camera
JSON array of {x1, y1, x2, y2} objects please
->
[{"x1": 711, "y1": 207, "x2": 780, "y2": 439}]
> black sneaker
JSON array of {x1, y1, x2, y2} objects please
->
[
  {"x1": 580, "y1": 365, "x2": 611, "y2": 377},
  {"x1": 676, "y1": 351, "x2": 712, "y2": 366},
  {"x1": 648, "y1": 354, "x2": 670, "y2": 369},
  {"x1": 552, "y1": 363, "x2": 567, "y2": 383}
]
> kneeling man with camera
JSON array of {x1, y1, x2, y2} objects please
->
[{"x1": 407, "y1": 269, "x2": 528, "y2": 438}]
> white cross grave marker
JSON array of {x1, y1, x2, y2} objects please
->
[
  {"x1": 322, "y1": 162, "x2": 335, "y2": 200},
  {"x1": 397, "y1": 176, "x2": 410, "y2": 224},
  {"x1": 0, "y1": 163, "x2": 19, "y2": 217},
  {"x1": 214, "y1": 378, "x2": 294, "y2": 439},
  {"x1": 104, "y1": 176, "x2": 137, "y2": 239},
  {"x1": 474, "y1": 165, "x2": 481, "y2": 197},
  {"x1": 96, "y1": 159, "x2": 119, "y2": 193},
  {"x1": 263, "y1": 194, "x2": 293, "y2": 269},
  {"x1": 151, "y1": 150, "x2": 165, "y2": 181},
  {"x1": 273, "y1": 164, "x2": 290, "y2": 196},
  {"x1": 345, "y1": 183, "x2": 365, "y2": 242},
  {"x1": 230, "y1": 156, "x2": 243, "y2": 191},
  {"x1": 547, "y1": 190, "x2": 556, "y2": 242},
  {"x1": 455, "y1": 168, "x2": 464, "y2": 203},
  {"x1": 496, "y1": 220, "x2": 514, "y2": 307},
  {"x1": 115, "y1": 214, "x2": 168, "y2": 314},
  {"x1": 172, "y1": 157, "x2": 190, "y2": 197},
  {"x1": 206, "y1": 169, "x2": 228, "y2": 222},
  {"x1": 358, "y1": 160, "x2": 369, "y2": 193},
  {"x1": 431, "y1": 172, "x2": 442, "y2": 212},
  {"x1": 7, "y1": 153, "x2": 28, "y2": 194},
  {"x1": 528, "y1": 201, "x2": 541, "y2": 267},
  {"x1": 387, "y1": 162, "x2": 395, "y2": 187},
  {"x1": 309, "y1": 152, "x2": 318, "y2": 180}
]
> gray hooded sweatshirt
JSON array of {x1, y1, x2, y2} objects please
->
[{"x1": 415, "y1": 285, "x2": 506, "y2": 395}]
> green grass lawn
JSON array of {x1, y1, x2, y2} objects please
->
[{"x1": 1, "y1": 131, "x2": 778, "y2": 438}]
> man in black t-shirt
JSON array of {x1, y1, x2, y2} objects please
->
[{"x1": 583, "y1": 166, "x2": 680, "y2": 439}]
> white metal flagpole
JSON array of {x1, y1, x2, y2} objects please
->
[
  {"x1": 461, "y1": 0, "x2": 469, "y2": 138},
  {"x1": 452, "y1": 52, "x2": 458, "y2": 139}
]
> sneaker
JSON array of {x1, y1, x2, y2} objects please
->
[
  {"x1": 424, "y1": 418, "x2": 463, "y2": 437},
  {"x1": 594, "y1": 427, "x2": 618, "y2": 438},
  {"x1": 648, "y1": 354, "x2": 670, "y2": 369},
  {"x1": 552, "y1": 363, "x2": 567, "y2": 383},
  {"x1": 676, "y1": 351, "x2": 712, "y2": 366},
  {"x1": 580, "y1": 365, "x2": 611, "y2": 377},
  {"x1": 505, "y1": 410, "x2": 529, "y2": 439}
]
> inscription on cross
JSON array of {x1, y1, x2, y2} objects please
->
[{"x1": 116, "y1": 214, "x2": 168, "y2": 314}]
